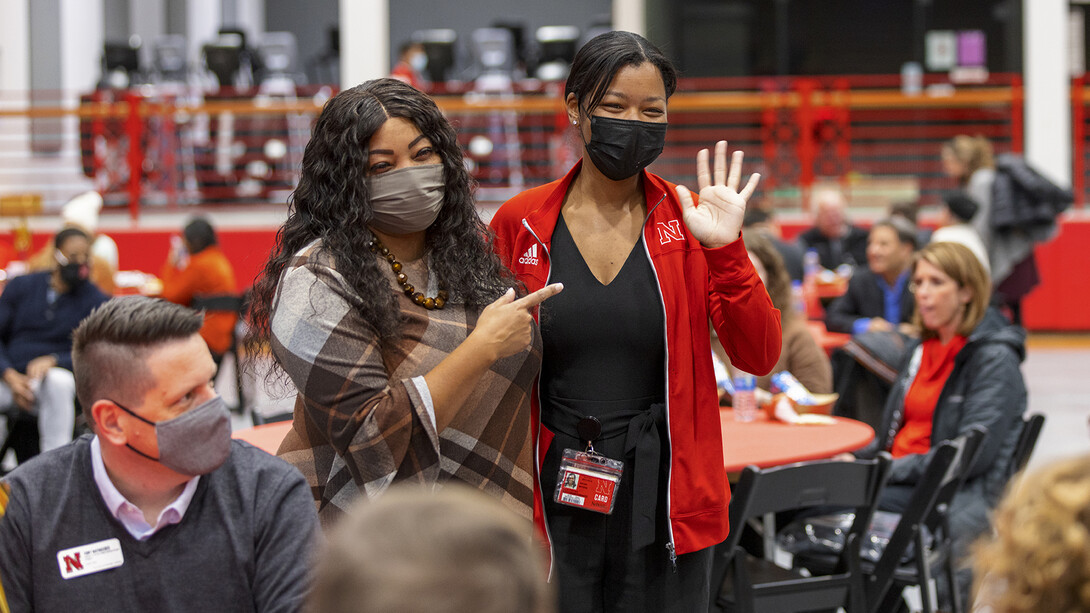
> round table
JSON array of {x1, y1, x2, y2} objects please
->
[
  {"x1": 720, "y1": 408, "x2": 874, "y2": 473},
  {"x1": 234, "y1": 411, "x2": 876, "y2": 471},
  {"x1": 233, "y1": 421, "x2": 292, "y2": 454}
]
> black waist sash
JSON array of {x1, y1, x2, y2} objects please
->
[{"x1": 543, "y1": 397, "x2": 667, "y2": 551}]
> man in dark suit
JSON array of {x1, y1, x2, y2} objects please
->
[
  {"x1": 825, "y1": 217, "x2": 917, "y2": 334},
  {"x1": 826, "y1": 217, "x2": 918, "y2": 431},
  {"x1": 797, "y1": 189, "x2": 869, "y2": 272}
]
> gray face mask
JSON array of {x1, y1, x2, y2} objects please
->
[
  {"x1": 114, "y1": 395, "x2": 232, "y2": 476},
  {"x1": 366, "y1": 163, "x2": 445, "y2": 235}
]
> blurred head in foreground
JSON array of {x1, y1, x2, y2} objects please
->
[
  {"x1": 973, "y1": 453, "x2": 1090, "y2": 613},
  {"x1": 309, "y1": 485, "x2": 554, "y2": 613}
]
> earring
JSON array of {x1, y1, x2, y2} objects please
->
[{"x1": 571, "y1": 119, "x2": 577, "y2": 125}]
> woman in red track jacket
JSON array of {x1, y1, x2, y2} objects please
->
[{"x1": 490, "y1": 31, "x2": 781, "y2": 613}]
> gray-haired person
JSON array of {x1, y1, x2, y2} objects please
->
[{"x1": 0, "y1": 296, "x2": 319, "y2": 612}]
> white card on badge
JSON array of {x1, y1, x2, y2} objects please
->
[{"x1": 56, "y1": 538, "x2": 124, "y2": 579}]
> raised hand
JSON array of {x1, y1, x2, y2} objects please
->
[{"x1": 675, "y1": 141, "x2": 761, "y2": 249}]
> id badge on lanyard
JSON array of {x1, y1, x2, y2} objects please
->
[{"x1": 553, "y1": 416, "x2": 624, "y2": 515}]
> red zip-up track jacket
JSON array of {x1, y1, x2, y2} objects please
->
[{"x1": 490, "y1": 161, "x2": 782, "y2": 556}]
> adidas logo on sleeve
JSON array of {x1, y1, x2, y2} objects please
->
[{"x1": 518, "y1": 244, "x2": 540, "y2": 266}]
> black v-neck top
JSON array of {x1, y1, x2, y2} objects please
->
[{"x1": 539, "y1": 214, "x2": 666, "y2": 413}]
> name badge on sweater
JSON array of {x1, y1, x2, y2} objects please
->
[{"x1": 57, "y1": 538, "x2": 124, "y2": 579}]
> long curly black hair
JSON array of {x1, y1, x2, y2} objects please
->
[{"x1": 248, "y1": 78, "x2": 517, "y2": 348}]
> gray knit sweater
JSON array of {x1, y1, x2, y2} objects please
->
[{"x1": 0, "y1": 436, "x2": 319, "y2": 613}]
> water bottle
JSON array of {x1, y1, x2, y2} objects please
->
[
  {"x1": 802, "y1": 249, "x2": 822, "y2": 319},
  {"x1": 732, "y1": 372, "x2": 758, "y2": 422},
  {"x1": 803, "y1": 249, "x2": 821, "y2": 284},
  {"x1": 791, "y1": 280, "x2": 807, "y2": 317},
  {"x1": 900, "y1": 61, "x2": 923, "y2": 96}
]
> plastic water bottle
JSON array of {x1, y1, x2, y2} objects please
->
[
  {"x1": 802, "y1": 249, "x2": 822, "y2": 319},
  {"x1": 803, "y1": 249, "x2": 821, "y2": 284},
  {"x1": 900, "y1": 61, "x2": 923, "y2": 96},
  {"x1": 732, "y1": 373, "x2": 758, "y2": 422},
  {"x1": 791, "y1": 280, "x2": 807, "y2": 317}
]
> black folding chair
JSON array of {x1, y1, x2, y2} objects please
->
[
  {"x1": 0, "y1": 404, "x2": 37, "y2": 474},
  {"x1": 1006, "y1": 413, "x2": 1044, "y2": 479},
  {"x1": 792, "y1": 427, "x2": 987, "y2": 613},
  {"x1": 191, "y1": 293, "x2": 247, "y2": 414},
  {"x1": 711, "y1": 454, "x2": 892, "y2": 613},
  {"x1": 869, "y1": 427, "x2": 986, "y2": 613}
]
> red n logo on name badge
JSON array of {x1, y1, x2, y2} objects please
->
[
  {"x1": 657, "y1": 220, "x2": 684, "y2": 245},
  {"x1": 63, "y1": 553, "x2": 83, "y2": 572}
]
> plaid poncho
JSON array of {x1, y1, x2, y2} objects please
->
[{"x1": 270, "y1": 241, "x2": 538, "y2": 526}]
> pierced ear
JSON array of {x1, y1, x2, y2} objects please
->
[
  {"x1": 93, "y1": 400, "x2": 127, "y2": 445},
  {"x1": 564, "y1": 92, "x2": 581, "y2": 124}
]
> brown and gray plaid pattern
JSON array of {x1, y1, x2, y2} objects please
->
[{"x1": 270, "y1": 241, "x2": 537, "y2": 527}]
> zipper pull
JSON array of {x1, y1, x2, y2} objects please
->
[{"x1": 666, "y1": 542, "x2": 678, "y2": 573}]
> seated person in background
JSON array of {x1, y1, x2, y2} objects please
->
[
  {"x1": 825, "y1": 217, "x2": 917, "y2": 335},
  {"x1": 743, "y1": 206, "x2": 804, "y2": 282},
  {"x1": 827, "y1": 218, "x2": 918, "y2": 429},
  {"x1": 0, "y1": 227, "x2": 107, "y2": 457},
  {"x1": 309, "y1": 485, "x2": 554, "y2": 613},
  {"x1": 717, "y1": 233, "x2": 831, "y2": 396},
  {"x1": 931, "y1": 192, "x2": 990, "y2": 275},
  {"x1": 0, "y1": 296, "x2": 319, "y2": 612},
  {"x1": 972, "y1": 454, "x2": 1090, "y2": 613},
  {"x1": 796, "y1": 188, "x2": 869, "y2": 272},
  {"x1": 28, "y1": 191, "x2": 118, "y2": 294},
  {"x1": 850, "y1": 242, "x2": 1026, "y2": 608},
  {"x1": 160, "y1": 217, "x2": 238, "y2": 361}
]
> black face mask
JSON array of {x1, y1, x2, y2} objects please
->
[
  {"x1": 58, "y1": 262, "x2": 88, "y2": 288},
  {"x1": 582, "y1": 115, "x2": 668, "y2": 181}
]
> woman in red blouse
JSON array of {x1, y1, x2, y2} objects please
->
[{"x1": 853, "y1": 241, "x2": 1027, "y2": 607}]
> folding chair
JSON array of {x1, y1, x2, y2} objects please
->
[
  {"x1": 0, "y1": 404, "x2": 38, "y2": 474},
  {"x1": 1006, "y1": 413, "x2": 1044, "y2": 479},
  {"x1": 792, "y1": 427, "x2": 987, "y2": 613},
  {"x1": 711, "y1": 453, "x2": 892, "y2": 613},
  {"x1": 191, "y1": 293, "x2": 247, "y2": 413}
]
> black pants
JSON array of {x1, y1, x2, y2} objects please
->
[{"x1": 542, "y1": 428, "x2": 713, "y2": 613}]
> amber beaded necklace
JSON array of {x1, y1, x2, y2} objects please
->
[{"x1": 368, "y1": 236, "x2": 449, "y2": 310}]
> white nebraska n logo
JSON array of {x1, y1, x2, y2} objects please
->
[{"x1": 657, "y1": 220, "x2": 684, "y2": 244}]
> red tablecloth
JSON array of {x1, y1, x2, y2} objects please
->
[
  {"x1": 233, "y1": 421, "x2": 292, "y2": 454},
  {"x1": 720, "y1": 409, "x2": 874, "y2": 473}
]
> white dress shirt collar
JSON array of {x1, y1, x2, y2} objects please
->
[{"x1": 90, "y1": 436, "x2": 200, "y2": 541}]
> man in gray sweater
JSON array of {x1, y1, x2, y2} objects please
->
[{"x1": 0, "y1": 296, "x2": 319, "y2": 612}]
